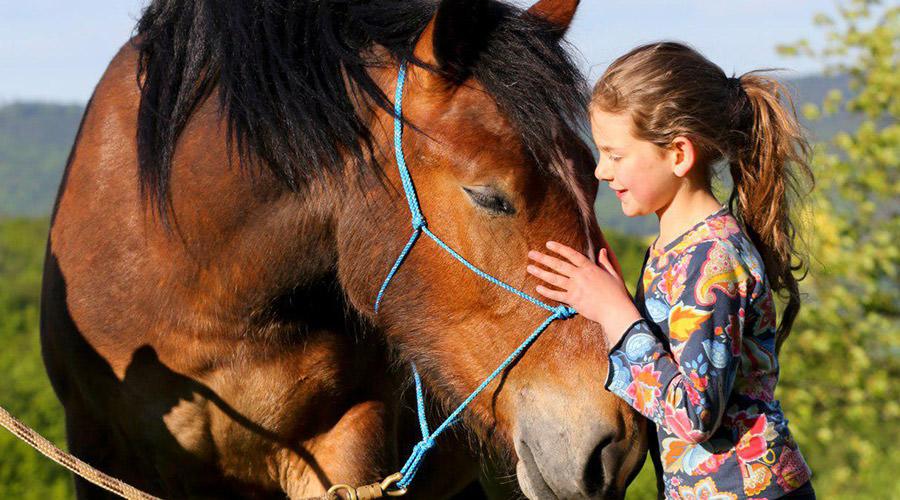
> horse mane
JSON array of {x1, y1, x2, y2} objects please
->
[{"x1": 132, "y1": 0, "x2": 589, "y2": 229}]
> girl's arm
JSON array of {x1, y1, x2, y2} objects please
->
[{"x1": 604, "y1": 240, "x2": 754, "y2": 444}]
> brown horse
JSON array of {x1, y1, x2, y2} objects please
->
[{"x1": 39, "y1": 0, "x2": 647, "y2": 498}]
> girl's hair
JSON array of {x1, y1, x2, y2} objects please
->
[{"x1": 592, "y1": 41, "x2": 814, "y2": 352}]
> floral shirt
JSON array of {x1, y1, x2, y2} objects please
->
[{"x1": 604, "y1": 205, "x2": 812, "y2": 499}]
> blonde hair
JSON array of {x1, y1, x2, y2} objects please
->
[{"x1": 592, "y1": 41, "x2": 815, "y2": 352}]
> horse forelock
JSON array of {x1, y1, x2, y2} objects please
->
[{"x1": 133, "y1": 0, "x2": 590, "y2": 234}]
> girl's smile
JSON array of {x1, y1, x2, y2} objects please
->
[{"x1": 589, "y1": 107, "x2": 681, "y2": 218}]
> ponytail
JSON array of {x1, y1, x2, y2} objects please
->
[
  {"x1": 725, "y1": 73, "x2": 815, "y2": 353},
  {"x1": 591, "y1": 42, "x2": 815, "y2": 353}
]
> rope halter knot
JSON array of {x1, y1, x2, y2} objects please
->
[
  {"x1": 554, "y1": 305, "x2": 577, "y2": 319},
  {"x1": 411, "y1": 214, "x2": 426, "y2": 230},
  {"x1": 416, "y1": 437, "x2": 435, "y2": 451}
]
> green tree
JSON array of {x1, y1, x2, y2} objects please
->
[
  {"x1": 775, "y1": 1, "x2": 899, "y2": 497},
  {"x1": 0, "y1": 217, "x2": 74, "y2": 499}
]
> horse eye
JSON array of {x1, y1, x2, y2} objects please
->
[{"x1": 462, "y1": 186, "x2": 516, "y2": 216}]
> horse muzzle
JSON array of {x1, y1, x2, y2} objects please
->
[{"x1": 512, "y1": 385, "x2": 644, "y2": 499}]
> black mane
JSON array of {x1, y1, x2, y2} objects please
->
[{"x1": 133, "y1": 0, "x2": 589, "y2": 228}]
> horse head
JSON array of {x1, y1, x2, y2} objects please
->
[{"x1": 338, "y1": 1, "x2": 648, "y2": 497}]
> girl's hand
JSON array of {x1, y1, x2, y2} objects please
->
[{"x1": 527, "y1": 241, "x2": 643, "y2": 348}]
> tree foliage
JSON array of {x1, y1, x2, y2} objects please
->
[
  {"x1": 774, "y1": 1, "x2": 899, "y2": 497},
  {"x1": 0, "y1": 217, "x2": 73, "y2": 499}
]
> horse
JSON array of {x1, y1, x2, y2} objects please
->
[{"x1": 39, "y1": 0, "x2": 647, "y2": 498}]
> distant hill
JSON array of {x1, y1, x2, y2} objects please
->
[
  {"x1": 0, "y1": 74, "x2": 858, "y2": 235},
  {"x1": 0, "y1": 103, "x2": 83, "y2": 217}
]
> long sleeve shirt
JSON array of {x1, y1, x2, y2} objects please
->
[{"x1": 604, "y1": 205, "x2": 812, "y2": 499}]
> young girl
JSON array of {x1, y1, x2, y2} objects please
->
[{"x1": 526, "y1": 42, "x2": 815, "y2": 499}]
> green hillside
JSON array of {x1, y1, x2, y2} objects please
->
[
  {"x1": 0, "y1": 74, "x2": 860, "y2": 237},
  {"x1": 0, "y1": 103, "x2": 83, "y2": 217}
]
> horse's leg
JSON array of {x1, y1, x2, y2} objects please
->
[
  {"x1": 275, "y1": 400, "x2": 485, "y2": 500},
  {"x1": 65, "y1": 408, "x2": 116, "y2": 499},
  {"x1": 269, "y1": 399, "x2": 394, "y2": 499},
  {"x1": 198, "y1": 324, "x2": 398, "y2": 499},
  {"x1": 62, "y1": 399, "x2": 158, "y2": 500},
  {"x1": 267, "y1": 342, "x2": 485, "y2": 499}
]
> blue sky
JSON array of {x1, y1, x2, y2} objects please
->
[{"x1": 1, "y1": 0, "x2": 840, "y2": 104}]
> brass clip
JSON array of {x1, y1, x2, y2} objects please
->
[
  {"x1": 381, "y1": 473, "x2": 407, "y2": 497},
  {"x1": 326, "y1": 472, "x2": 406, "y2": 500}
]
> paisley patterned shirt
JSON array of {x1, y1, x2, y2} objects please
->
[{"x1": 604, "y1": 205, "x2": 812, "y2": 499}]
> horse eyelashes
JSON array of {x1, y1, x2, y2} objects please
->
[{"x1": 462, "y1": 186, "x2": 517, "y2": 216}]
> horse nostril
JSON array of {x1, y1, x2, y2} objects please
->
[
  {"x1": 515, "y1": 386, "x2": 638, "y2": 499},
  {"x1": 516, "y1": 417, "x2": 623, "y2": 499}
]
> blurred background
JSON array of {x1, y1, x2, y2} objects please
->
[{"x1": 1, "y1": 0, "x2": 897, "y2": 498}]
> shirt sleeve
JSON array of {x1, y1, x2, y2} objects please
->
[{"x1": 603, "y1": 240, "x2": 753, "y2": 444}]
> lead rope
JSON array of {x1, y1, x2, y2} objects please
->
[
  {"x1": 0, "y1": 405, "x2": 163, "y2": 500},
  {"x1": 0, "y1": 402, "x2": 332, "y2": 500},
  {"x1": 361, "y1": 61, "x2": 577, "y2": 495}
]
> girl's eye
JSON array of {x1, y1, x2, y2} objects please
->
[{"x1": 608, "y1": 154, "x2": 622, "y2": 162}]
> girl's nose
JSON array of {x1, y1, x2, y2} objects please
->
[{"x1": 594, "y1": 159, "x2": 612, "y2": 182}]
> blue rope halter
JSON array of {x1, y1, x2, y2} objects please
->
[{"x1": 375, "y1": 61, "x2": 577, "y2": 492}]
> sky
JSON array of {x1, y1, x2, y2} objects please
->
[{"x1": 0, "y1": 0, "x2": 841, "y2": 104}]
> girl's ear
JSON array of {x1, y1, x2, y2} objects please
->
[{"x1": 669, "y1": 136, "x2": 697, "y2": 178}]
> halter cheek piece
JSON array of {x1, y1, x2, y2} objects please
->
[{"x1": 329, "y1": 61, "x2": 577, "y2": 497}]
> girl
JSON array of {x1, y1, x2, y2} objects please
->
[{"x1": 526, "y1": 42, "x2": 815, "y2": 499}]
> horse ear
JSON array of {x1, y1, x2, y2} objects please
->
[
  {"x1": 524, "y1": 0, "x2": 579, "y2": 37},
  {"x1": 413, "y1": 0, "x2": 493, "y2": 85}
]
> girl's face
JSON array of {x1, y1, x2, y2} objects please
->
[{"x1": 589, "y1": 107, "x2": 680, "y2": 217}]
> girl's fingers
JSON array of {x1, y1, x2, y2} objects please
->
[
  {"x1": 597, "y1": 248, "x2": 615, "y2": 273},
  {"x1": 526, "y1": 265, "x2": 569, "y2": 289},
  {"x1": 535, "y1": 284, "x2": 568, "y2": 303},
  {"x1": 599, "y1": 250, "x2": 628, "y2": 291},
  {"x1": 528, "y1": 250, "x2": 578, "y2": 277},
  {"x1": 545, "y1": 241, "x2": 592, "y2": 267},
  {"x1": 599, "y1": 248, "x2": 622, "y2": 277}
]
